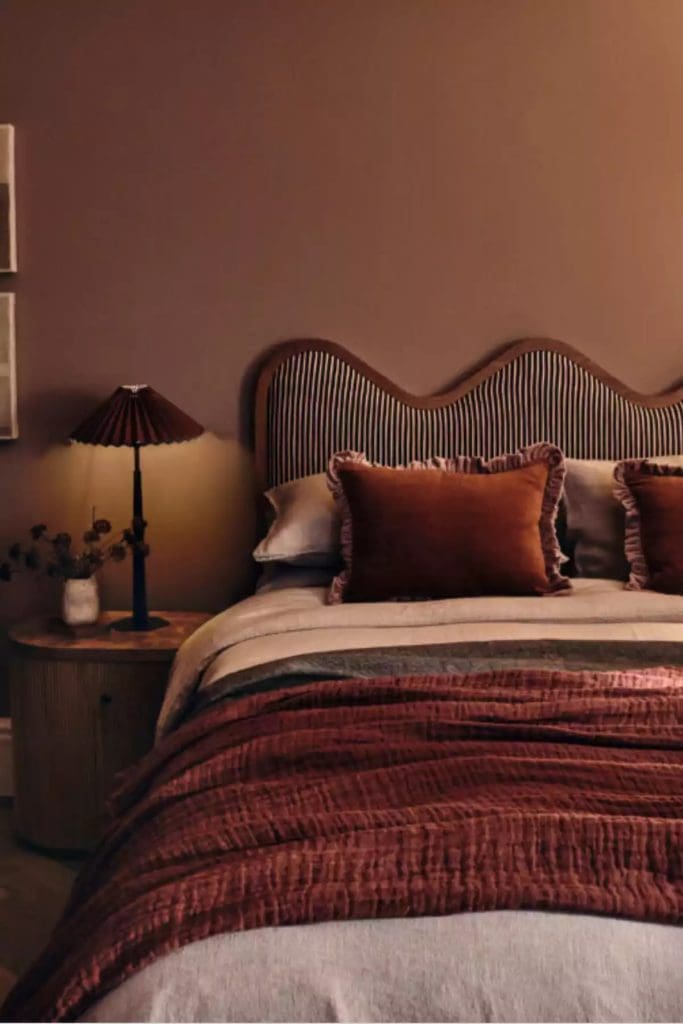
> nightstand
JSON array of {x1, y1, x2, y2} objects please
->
[{"x1": 8, "y1": 610, "x2": 212, "y2": 852}]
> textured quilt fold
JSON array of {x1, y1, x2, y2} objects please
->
[{"x1": 3, "y1": 667, "x2": 683, "y2": 1022}]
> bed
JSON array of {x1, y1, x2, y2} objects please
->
[{"x1": 4, "y1": 338, "x2": 683, "y2": 1023}]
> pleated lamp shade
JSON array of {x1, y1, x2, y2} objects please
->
[{"x1": 69, "y1": 385, "x2": 204, "y2": 446}]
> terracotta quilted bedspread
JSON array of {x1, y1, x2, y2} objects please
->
[{"x1": 4, "y1": 668, "x2": 683, "y2": 1021}]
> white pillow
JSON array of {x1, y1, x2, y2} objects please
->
[
  {"x1": 564, "y1": 456, "x2": 683, "y2": 579},
  {"x1": 253, "y1": 473, "x2": 340, "y2": 567}
]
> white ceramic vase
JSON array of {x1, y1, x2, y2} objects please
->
[{"x1": 62, "y1": 576, "x2": 100, "y2": 627}]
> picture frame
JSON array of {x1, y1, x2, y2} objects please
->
[
  {"x1": 0, "y1": 124, "x2": 17, "y2": 273},
  {"x1": 0, "y1": 293, "x2": 18, "y2": 439}
]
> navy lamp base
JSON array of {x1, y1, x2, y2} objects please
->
[{"x1": 110, "y1": 615, "x2": 169, "y2": 633}]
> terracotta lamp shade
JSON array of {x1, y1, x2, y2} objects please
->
[
  {"x1": 70, "y1": 386, "x2": 204, "y2": 632},
  {"x1": 69, "y1": 385, "x2": 204, "y2": 446}
]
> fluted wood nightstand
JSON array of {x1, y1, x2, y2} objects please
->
[{"x1": 8, "y1": 611, "x2": 211, "y2": 852}]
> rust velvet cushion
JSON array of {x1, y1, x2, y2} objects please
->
[
  {"x1": 614, "y1": 460, "x2": 683, "y2": 594},
  {"x1": 327, "y1": 444, "x2": 569, "y2": 603}
]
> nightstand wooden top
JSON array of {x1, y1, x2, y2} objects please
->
[{"x1": 9, "y1": 611, "x2": 213, "y2": 662}]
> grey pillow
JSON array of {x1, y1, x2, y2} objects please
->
[{"x1": 564, "y1": 457, "x2": 683, "y2": 579}]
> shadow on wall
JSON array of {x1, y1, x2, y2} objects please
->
[{"x1": 0, "y1": 432, "x2": 259, "y2": 713}]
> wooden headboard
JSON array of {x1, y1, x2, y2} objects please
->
[{"x1": 254, "y1": 338, "x2": 683, "y2": 492}]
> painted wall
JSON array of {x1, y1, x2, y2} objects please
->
[{"x1": 1, "y1": 0, "x2": 683, "y2": 707}]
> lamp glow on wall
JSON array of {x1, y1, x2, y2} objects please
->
[{"x1": 70, "y1": 386, "x2": 204, "y2": 631}]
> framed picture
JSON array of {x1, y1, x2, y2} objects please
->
[
  {"x1": 0, "y1": 125, "x2": 16, "y2": 273},
  {"x1": 0, "y1": 294, "x2": 17, "y2": 439}
]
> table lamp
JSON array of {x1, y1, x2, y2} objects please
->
[{"x1": 70, "y1": 385, "x2": 204, "y2": 631}]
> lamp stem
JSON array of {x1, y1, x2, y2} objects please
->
[
  {"x1": 111, "y1": 445, "x2": 167, "y2": 631},
  {"x1": 132, "y1": 444, "x2": 148, "y2": 630}
]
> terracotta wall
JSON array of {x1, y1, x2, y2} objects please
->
[{"x1": 1, "y1": 0, "x2": 683, "y2": 705}]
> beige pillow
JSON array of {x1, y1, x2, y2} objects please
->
[
  {"x1": 253, "y1": 473, "x2": 340, "y2": 567},
  {"x1": 564, "y1": 457, "x2": 683, "y2": 579}
]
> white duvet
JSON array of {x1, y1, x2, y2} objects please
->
[{"x1": 88, "y1": 581, "x2": 683, "y2": 1023}]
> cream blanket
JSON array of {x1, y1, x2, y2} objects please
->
[{"x1": 159, "y1": 578, "x2": 683, "y2": 735}]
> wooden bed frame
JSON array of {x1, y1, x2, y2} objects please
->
[{"x1": 254, "y1": 337, "x2": 683, "y2": 493}]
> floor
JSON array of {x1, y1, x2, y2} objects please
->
[{"x1": 0, "y1": 801, "x2": 82, "y2": 1002}]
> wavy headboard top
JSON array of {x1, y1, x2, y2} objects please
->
[{"x1": 254, "y1": 338, "x2": 683, "y2": 491}]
